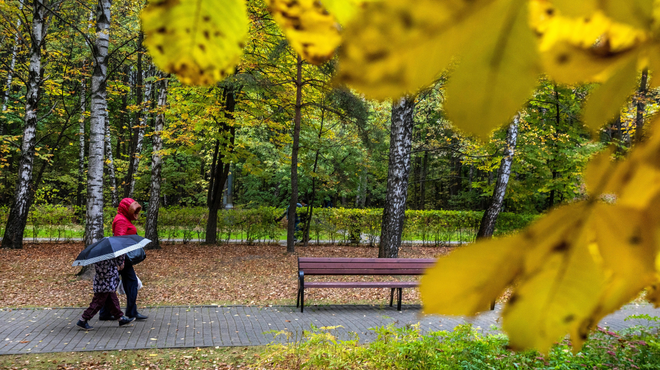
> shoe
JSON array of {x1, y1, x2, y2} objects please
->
[
  {"x1": 131, "y1": 313, "x2": 148, "y2": 320},
  {"x1": 98, "y1": 315, "x2": 116, "y2": 321},
  {"x1": 118, "y1": 316, "x2": 135, "y2": 326},
  {"x1": 76, "y1": 320, "x2": 93, "y2": 330}
]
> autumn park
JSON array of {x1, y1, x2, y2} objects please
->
[{"x1": 3, "y1": 0, "x2": 660, "y2": 368}]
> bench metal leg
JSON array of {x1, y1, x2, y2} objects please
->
[
  {"x1": 296, "y1": 288, "x2": 300, "y2": 308},
  {"x1": 490, "y1": 300, "x2": 496, "y2": 310},
  {"x1": 397, "y1": 288, "x2": 402, "y2": 311},
  {"x1": 390, "y1": 288, "x2": 395, "y2": 307},
  {"x1": 301, "y1": 289, "x2": 305, "y2": 313}
]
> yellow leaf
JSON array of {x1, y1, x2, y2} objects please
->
[
  {"x1": 266, "y1": 0, "x2": 341, "y2": 64},
  {"x1": 336, "y1": 0, "x2": 481, "y2": 100},
  {"x1": 583, "y1": 148, "x2": 615, "y2": 195},
  {"x1": 582, "y1": 55, "x2": 638, "y2": 131},
  {"x1": 588, "y1": 205, "x2": 657, "y2": 328},
  {"x1": 421, "y1": 234, "x2": 526, "y2": 317},
  {"x1": 600, "y1": 0, "x2": 654, "y2": 30},
  {"x1": 502, "y1": 238, "x2": 604, "y2": 353},
  {"x1": 141, "y1": 0, "x2": 248, "y2": 86},
  {"x1": 552, "y1": 0, "x2": 597, "y2": 18},
  {"x1": 445, "y1": 0, "x2": 539, "y2": 138},
  {"x1": 321, "y1": 0, "x2": 365, "y2": 25}
]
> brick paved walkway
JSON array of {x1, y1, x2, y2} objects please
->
[{"x1": 1, "y1": 304, "x2": 659, "y2": 355}]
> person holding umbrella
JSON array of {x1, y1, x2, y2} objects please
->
[
  {"x1": 76, "y1": 255, "x2": 135, "y2": 330},
  {"x1": 99, "y1": 198, "x2": 148, "y2": 321}
]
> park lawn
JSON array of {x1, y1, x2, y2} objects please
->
[
  {"x1": 0, "y1": 243, "x2": 453, "y2": 309},
  {"x1": 0, "y1": 346, "x2": 260, "y2": 369}
]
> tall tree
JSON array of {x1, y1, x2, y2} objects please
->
[
  {"x1": 144, "y1": 73, "x2": 168, "y2": 250},
  {"x1": 0, "y1": 0, "x2": 23, "y2": 120},
  {"x1": 378, "y1": 95, "x2": 415, "y2": 258},
  {"x1": 635, "y1": 68, "x2": 649, "y2": 143},
  {"x1": 205, "y1": 87, "x2": 236, "y2": 244},
  {"x1": 476, "y1": 116, "x2": 520, "y2": 239},
  {"x1": 1, "y1": 0, "x2": 47, "y2": 249},
  {"x1": 286, "y1": 55, "x2": 303, "y2": 253},
  {"x1": 84, "y1": 0, "x2": 112, "y2": 247},
  {"x1": 124, "y1": 33, "x2": 145, "y2": 199}
]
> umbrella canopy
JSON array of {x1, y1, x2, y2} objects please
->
[{"x1": 72, "y1": 235, "x2": 151, "y2": 267}]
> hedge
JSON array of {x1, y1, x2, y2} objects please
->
[{"x1": 0, "y1": 205, "x2": 537, "y2": 245}]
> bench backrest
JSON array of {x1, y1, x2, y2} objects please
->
[{"x1": 298, "y1": 257, "x2": 436, "y2": 276}]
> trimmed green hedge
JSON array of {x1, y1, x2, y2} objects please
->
[{"x1": 0, "y1": 205, "x2": 537, "y2": 245}]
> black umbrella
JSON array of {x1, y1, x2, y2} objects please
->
[{"x1": 72, "y1": 235, "x2": 151, "y2": 267}]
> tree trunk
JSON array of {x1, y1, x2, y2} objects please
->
[
  {"x1": 635, "y1": 68, "x2": 648, "y2": 143},
  {"x1": 1, "y1": 0, "x2": 47, "y2": 249},
  {"x1": 287, "y1": 55, "x2": 304, "y2": 253},
  {"x1": 144, "y1": 74, "x2": 168, "y2": 250},
  {"x1": 477, "y1": 116, "x2": 519, "y2": 239},
  {"x1": 124, "y1": 32, "x2": 144, "y2": 198},
  {"x1": 77, "y1": 69, "x2": 87, "y2": 213},
  {"x1": 105, "y1": 119, "x2": 118, "y2": 207},
  {"x1": 419, "y1": 150, "x2": 428, "y2": 210},
  {"x1": 125, "y1": 67, "x2": 152, "y2": 199},
  {"x1": 0, "y1": 0, "x2": 23, "y2": 122},
  {"x1": 84, "y1": 0, "x2": 112, "y2": 247},
  {"x1": 205, "y1": 89, "x2": 236, "y2": 244},
  {"x1": 378, "y1": 95, "x2": 415, "y2": 258}
]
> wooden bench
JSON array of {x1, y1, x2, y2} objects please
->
[{"x1": 296, "y1": 257, "x2": 436, "y2": 312}]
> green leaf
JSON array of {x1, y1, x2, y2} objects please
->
[{"x1": 141, "y1": 0, "x2": 249, "y2": 86}]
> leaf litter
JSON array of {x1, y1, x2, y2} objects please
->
[{"x1": 0, "y1": 242, "x2": 453, "y2": 308}]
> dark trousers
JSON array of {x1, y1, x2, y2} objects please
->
[
  {"x1": 82, "y1": 292, "x2": 123, "y2": 321},
  {"x1": 100, "y1": 260, "x2": 139, "y2": 318}
]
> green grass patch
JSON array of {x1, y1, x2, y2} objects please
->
[
  {"x1": 0, "y1": 346, "x2": 262, "y2": 369},
  {"x1": 259, "y1": 323, "x2": 660, "y2": 369}
]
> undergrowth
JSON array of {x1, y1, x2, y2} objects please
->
[{"x1": 259, "y1": 323, "x2": 660, "y2": 369}]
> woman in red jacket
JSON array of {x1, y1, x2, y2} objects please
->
[{"x1": 99, "y1": 198, "x2": 148, "y2": 321}]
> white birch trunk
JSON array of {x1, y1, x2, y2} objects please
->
[
  {"x1": 76, "y1": 11, "x2": 94, "y2": 211},
  {"x1": 126, "y1": 68, "x2": 152, "y2": 198},
  {"x1": 1, "y1": 0, "x2": 46, "y2": 249},
  {"x1": 0, "y1": 0, "x2": 23, "y2": 117},
  {"x1": 378, "y1": 95, "x2": 415, "y2": 258},
  {"x1": 105, "y1": 120, "x2": 118, "y2": 207},
  {"x1": 144, "y1": 74, "x2": 168, "y2": 249},
  {"x1": 477, "y1": 116, "x2": 520, "y2": 239},
  {"x1": 84, "y1": 0, "x2": 111, "y2": 246}
]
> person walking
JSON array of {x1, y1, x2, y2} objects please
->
[
  {"x1": 99, "y1": 198, "x2": 148, "y2": 321},
  {"x1": 77, "y1": 255, "x2": 135, "y2": 330}
]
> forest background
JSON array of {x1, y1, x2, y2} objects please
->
[{"x1": 1, "y1": 0, "x2": 650, "y2": 247}]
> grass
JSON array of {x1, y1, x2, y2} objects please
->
[
  {"x1": 258, "y1": 323, "x2": 660, "y2": 369},
  {"x1": 0, "y1": 346, "x2": 261, "y2": 369}
]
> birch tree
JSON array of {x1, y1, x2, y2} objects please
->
[
  {"x1": 144, "y1": 74, "x2": 168, "y2": 250},
  {"x1": 378, "y1": 95, "x2": 415, "y2": 258},
  {"x1": 476, "y1": 116, "x2": 519, "y2": 239},
  {"x1": 84, "y1": 0, "x2": 112, "y2": 246},
  {"x1": 0, "y1": 0, "x2": 24, "y2": 123},
  {"x1": 125, "y1": 66, "x2": 152, "y2": 199},
  {"x1": 1, "y1": 0, "x2": 47, "y2": 249}
]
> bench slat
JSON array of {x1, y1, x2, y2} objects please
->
[
  {"x1": 299, "y1": 262, "x2": 435, "y2": 269},
  {"x1": 305, "y1": 282, "x2": 419, "y2": 288},
  {"x1": 301, "y1": 269, "x2": 428, "y2": 275}
]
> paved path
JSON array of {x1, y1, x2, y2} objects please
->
[{"x1": 1, "y1": 304, "x2": 659, "y2": 355}]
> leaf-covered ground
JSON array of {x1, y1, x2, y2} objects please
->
[{"x1": 0, "y1": 243, "x2": 451, "y2": 309}]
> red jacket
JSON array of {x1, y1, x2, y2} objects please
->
[{"x1": 112, "y1": 198, "x2": 139, "y2": 236}]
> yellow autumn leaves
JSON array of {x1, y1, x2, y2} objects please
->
[
  {"x1": 139, "y1": 0, "x2": 660, "y2": 353},
  {"x1": 423, "y1": 117, "x2": 660, "y2": 353}
]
